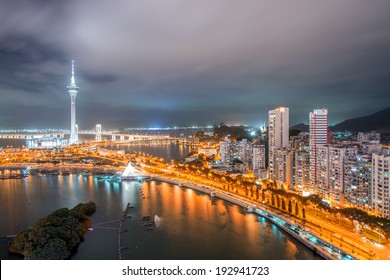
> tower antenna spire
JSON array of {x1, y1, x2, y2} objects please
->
[{"x1": 71, "y1": 60, "x2": 76, "y2": 85}]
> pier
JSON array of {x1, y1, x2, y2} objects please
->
[{"x1": 118, "y1": 202, "x2": 130, "y2": 260}]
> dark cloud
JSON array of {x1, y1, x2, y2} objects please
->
[{"x1": 0, "y1": 0, "x2": 389, "y2": 129}]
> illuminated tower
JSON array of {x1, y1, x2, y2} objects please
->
[{"x1": 67, "y1": 60, "x2": 79, "y2": 145}]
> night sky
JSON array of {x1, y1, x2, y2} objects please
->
[{"x1": 0, "y1": 0, "x2": 389, "y2": 130}]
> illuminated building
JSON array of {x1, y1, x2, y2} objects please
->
[
  {"x1": 294, "y1": 148, "x2": 310, "y2": 191},
  {"x1": 219, "y1": 136, "x2": 232, "y2": 164},
  {"x1": 237, "y1": 139, "x2": 251, "y2": 167},
  {"x1": 273, "y1": 148, "x2": 293, "y2": 188},
  {"x1": 316, "y1": 144, "x2": 359, "y2": 203},
  {"x1": 344, "y1": 155, "x2": 372, "y2": 210},
  {"x1": 252, "y1": 143, "x2": 266, "y2": 179},
  {"x1": 26, "y1": 136, "x2": 67, "y2": 149},
  {"x1": 67, "y1": 60, "x2": 79, "y2": 145},
  {"x1": 309, "y1": 108, "x2": 328, "y2": 190},
  {"x1": 372, "y1": 152, "x2": 390, "y2": 219},
  {"x1": 268, "y1": 107, "x2": 289, "y2": 182}
]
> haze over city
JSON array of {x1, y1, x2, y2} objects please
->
[{"x1": 1, "y1": 0, "x2": 389, "y2": 129}]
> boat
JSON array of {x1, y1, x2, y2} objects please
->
[{"x1": 142, "y1": 215, "x2": 151, "y2": 220}]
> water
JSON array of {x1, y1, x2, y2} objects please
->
[
  {"x1": 0, "y1": 139, "x2": 192, "y2": 162},
  {"x1": 109, "y1": 142, "x2": 193, "y2": 162},
  {"x1": 0, "y1": 175, "x2": 321, "y2": 260}
]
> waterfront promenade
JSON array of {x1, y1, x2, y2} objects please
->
[{"x1": 149, "y1": 173, "x2": 388, "y2": 260}]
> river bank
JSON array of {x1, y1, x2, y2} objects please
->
[{"x1": 150, "y1": 174, "x2": 357, "y2": 260}]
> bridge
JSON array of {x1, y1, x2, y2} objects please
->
[{"x1": 0, "y1": 124, "x2": 171, "y2": 142}]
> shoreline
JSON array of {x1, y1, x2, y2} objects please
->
[
  {"x1": 151, "y1": 174, "x2": 355, "y2": 260},
  {"x1": 0, "y1": 164, "x2": 365, "y2": 260}
]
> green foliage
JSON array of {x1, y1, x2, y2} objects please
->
[
  {"x1": 213, "y1": 125, "x2": 249, "y2": 140},
  {"x1": 29, "y1": 238, "x2": 70, "y2": 260},
  {"x1": 9, "y1": 202, "x2": 96, "y2": 260}
]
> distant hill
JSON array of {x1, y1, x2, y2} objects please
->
[
  {"x1": 332, "y1": 108, "x2": 390, "y2": 132},
  {"x1": 290, "y1": 108, "x2": 390, "y2": 133},
  {"x1": 290, "y1": 123, "x2": 309, "y2": 132}
]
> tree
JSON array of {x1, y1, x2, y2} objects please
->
[
  {"x1": 295, "y1": 202, "x2": 299, "y2": 216},
  {"x1": 271, "y1": 194, "x2": 275, "y2": 206},
  {"x1": 302, "y1": 207, "x2": 306, "y2": 220},
  {"x1": 281, "y1": 199, "x2": 286, "y2": 211}
]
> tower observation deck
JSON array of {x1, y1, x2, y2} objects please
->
[{"x1": 67, "y1": 60, "x2": 79, "y2": 145}]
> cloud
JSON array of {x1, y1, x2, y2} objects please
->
[{"x1": 0, "y1": 0, "x2": 389, "y2": 128}]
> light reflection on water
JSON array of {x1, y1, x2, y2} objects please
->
[{"x1": 0, "y1": 176, "x2": 321, "y2": 260}]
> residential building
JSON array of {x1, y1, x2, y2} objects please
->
[
  {"x1": 344, "y1": 155, "x2": 372, "y2": 210},
  {"x1": 273, "y1": 148, "x2": 293, "y2": 188},
  {"x1": 372, "y1": 152, "x2": 390, "y2": 219},
  {"x1": 357, "y1": 132, "x2": 380, "y2": 143},
  {"x1": 268, "y1": 107, "x2": 289, "y2": 181},
  {"x1": 309, "y1": 108, "x2": 328, "y2": 190},
  {"x1": 252, "y1": 143, "x2": 266, "y2": 179}
]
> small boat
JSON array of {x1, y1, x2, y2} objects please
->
[
  {"x1": 142, "y1": 215, "x2": 151, "y2": 220},
  {"x1": 88, "y1": 228, "x2": 94, "y2": 231}
]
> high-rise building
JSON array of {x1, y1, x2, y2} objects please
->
[
  {"x1": 316, "y1": 144, "x2": 359, "y2": 202},
  {"x1": 344, "y1": 155, "x2": 372, "y2": 210},
  {"x1": 219, "y1": 137, "x2": 231, "y2": 164},
  {"x1": 273, "y1": 148, "x2": 293, "y2": 187},
  {"x1": 252, "y1": 143, "x2": 266, "y2": 179},
  {"x1": 67, "y1": 60, "x2": 79, "y2": 145},
  {"x1": 309, "y1": 108, "x2": 328, "y2": 190},
  {"x1": 237, "y1": 139, "x2": 251, "y2": 166},
  {"x1": 372, "y1": 152, "x2": 390, "y2": 219},
  {"x1": 268, "y1": 107, "x2": 289, "y2": 181},
  {"x1": 294, "y1": 148, "x2": 311, "y2": 191}
]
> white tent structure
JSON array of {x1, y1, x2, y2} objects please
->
[{"x1": 121, "y1": 162, "x2": 149, "y2": 180}]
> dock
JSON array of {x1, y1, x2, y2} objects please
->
[{"x1": 118, "y1": 202, "x2": 130, "y2": 260}]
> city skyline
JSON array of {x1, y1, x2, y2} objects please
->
[{"x1": 1, "y1": 0, "x2": 390, "y2": 129}]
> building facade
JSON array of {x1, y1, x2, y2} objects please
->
[
  {"x1": 372, "y1": 152, "x2": 390, "y2": 219},
  {"x1": 252, "y1": 143, "x2": 266, "y2": 179},
  {"x1": 273, "y1": 148, "x2": 293, "y2": 188},
  {"x1": 344, "y1": 155, "x2": 372, "y2": 210},
  {"x1": 309, "y1": 108, "x2": 328, "y2": 190},
  {"x1": 268, "y1": 107, "x2": 289, "y2": 181}
]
